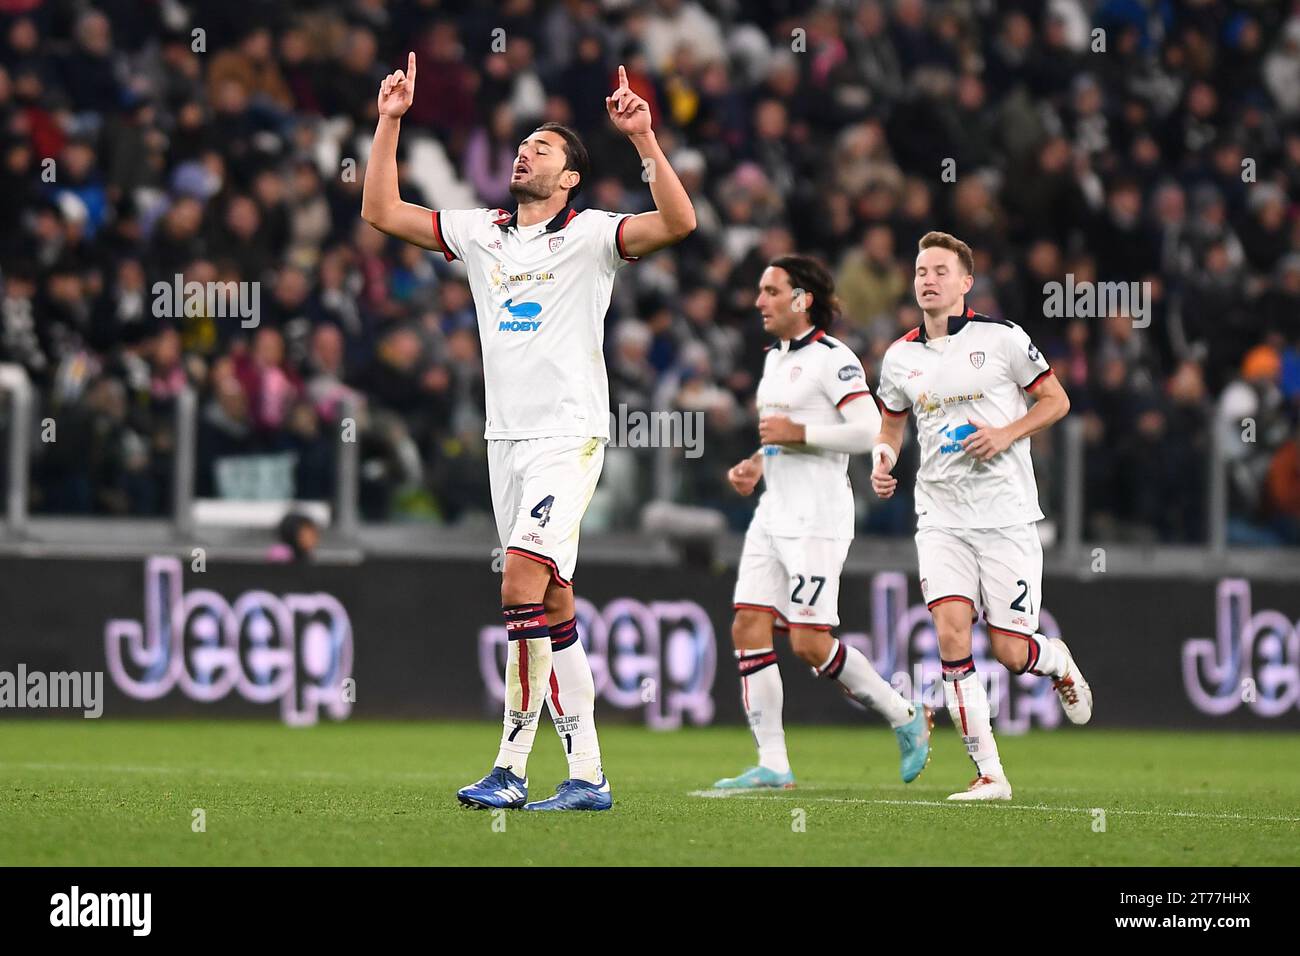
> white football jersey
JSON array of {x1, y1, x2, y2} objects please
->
[
  {"x1": 435, "y1": 205, "x2": 636, "y2": 440},
  {"x1": 753, "y1": 327, "x2": 874, "y2": 540},
  {"x1": 876, "y1": 307, "x2": 1054, "y2": 529}
]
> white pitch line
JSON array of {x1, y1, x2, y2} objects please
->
[{"x1": 685, "y1": 790, "x2": 1300, "y2": 824}]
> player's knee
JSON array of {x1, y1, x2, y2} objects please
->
[
  {"x1": 542, "y1": 587, "x2": 570, "y2": 619},
  {"x1": 991, "y1": 634, "x2": 1029, "y2": 672},
  {"x1": 500, "y1": 567, "x2": 545, "y2": 607},
  {"x1": 731, "y1": 612, "x2": 771, "y2": 649},
  {"x1": 934, "y1": 624, "x2": 972, "y2": 660},
  {"x1": 789, "y1": 632, "x2": 825, "y2": 667}
]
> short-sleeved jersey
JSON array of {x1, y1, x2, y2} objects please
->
[
  {"x1": 753, "y1": 328, "x2": 874, "y2": 540},
  {"x1": 876, "y1": 308, "x2": 1054, "y2": 529},
  {"x1": 435, "y1": 205, "x2": 636, "y2": 440}
]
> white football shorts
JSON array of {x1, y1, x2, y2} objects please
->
[
  {"x1": 488, "y1": 436, "x2": 605, "y2": 587},
  {"x1": 733, "y1": 519, "x2": 851, "y2": 630},
  {"x1": 915, "y1": 523, "x2": 1044, "y2": 636}
]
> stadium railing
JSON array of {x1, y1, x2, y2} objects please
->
[
  {"x1": 0, "y1": 364, "x2": 32, "y2": 539},
  {"x1": 0, "y1": 361, "x2": 1295, "y2": 579}
]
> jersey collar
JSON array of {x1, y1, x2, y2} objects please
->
[
  {"x1": 772, "y1": 326, "x2": 825, "y2": 353},
  {"x1": 497, "y1": 204, "x2": 578, "y2": 233},
  {"x1": 916, "y1": 303, "x2": 976, "y2": 343}
]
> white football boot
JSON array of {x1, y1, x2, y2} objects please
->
[
  {"x1": 948, "y1": 773, "x2": 1013, "y2": 801},
  {"x1": 1049, "y1": 638, "x2": 1093, "y2": 724}
]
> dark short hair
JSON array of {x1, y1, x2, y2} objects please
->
[
  {"x1": 532, "y1": 122, "x2": 590, "y2": 200},
  {"x1": 918, "y1": 230, "x2": 975, "y2": 275},
  {"x1": 768, "y1": 254, "x2": 840, "y2": 330}
]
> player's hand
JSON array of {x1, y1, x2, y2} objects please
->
[
  {"x1": 871, "y1": 448, "x2": 897, "y2": 498},
  {"x1": 605, "y1": 65, "x2": 651, "y2": 136},
  {"x1": 962, "y1": 418, "x2": 1012, "y2": 461},
  {"x1": 378, "y1": 52, "x2": 417, "y2": 118},
  {"x1": 758, "y1": 414, "x2": 804, "y2": 445},
  {"x1": 727, "y1": 458, "x2": 761, "y2": 496}
]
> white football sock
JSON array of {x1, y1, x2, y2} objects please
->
[
  {"x1": 942, "y1": 663, "x2": 1004, "y2": 779},
  {"x1": 737, "y1": 649, "x2": 789, "y2": 774},
  {"x1": 817, "y1": 638, "x2": 914, "y2": 728},
  {"x1": 1028, "y1": 633, "x2": 1067, "y2": 678},
  {"x1": 494, "y1": 604, "x2": 553, "y2": 777},
  {"x1": 545, "y1": 619, "x2": 603, "y2": 784}
]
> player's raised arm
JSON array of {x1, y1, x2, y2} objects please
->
[
  {"x1": 605, "y1": 64, "x2": 697, "y2": 257},
  {"x1": 360, "y1": 52, "x2": 446, "y2": 253}
]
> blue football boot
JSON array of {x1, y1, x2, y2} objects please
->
[
  {"x1": 456, "y1": 766, "x2": 528, "y2": 809},
  {"x1": 521, "y1": 775, "x2": 613, "y2": 811}
]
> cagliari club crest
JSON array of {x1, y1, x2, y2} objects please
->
[
  {"x1": 969, "y1": 351, "x2": 986, "y2": 369},
  {"x1": 549, "y1": 236, "x2": 564, "y2": 253}
]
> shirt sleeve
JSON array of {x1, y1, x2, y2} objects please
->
[
  {"x1": 804, "y1": 394, "x2": 881, "y2": 453},
  {"x1": 432, "y1": 208, "x2": 488, "y2": 263},
  {"x1": 821, "y1": 347, "x2": 874, "y2": 411},
  {"x1": 874, "y1": 350, "x2": 909, "y2": 416},
  {"x1": 1004, "y1": 322, "x2": 1053, "y2": 391},
  {"x1": 590, "y1": 210, "x2": 638, "y2": 272}
]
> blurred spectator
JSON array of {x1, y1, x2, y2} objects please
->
[
  {"x1": 0, "y1": 0, "x2": 1296, "y2": 546},
  {"x1": 1218, "y1": 345, "x2": 1292, "y2": 542},
  {"x1": 837, "y1": 224, "x2": 907, "y2": 328},
  {"x1": 1264, "y1": 419, "x2": 1300, "y2": 544},
  {"x1": 464, "y1": 103, "x2": 518, "y2": 209},
  {"x1": 270, "y1": 510, "x2": 321, "y2": 562},
  {"x1": 206, "y1": 26, "x2": 292, "y2": 118}
]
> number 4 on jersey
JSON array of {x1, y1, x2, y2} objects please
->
[{"x1": 531, "y1": 494, "x2": 555, "y2": 528}]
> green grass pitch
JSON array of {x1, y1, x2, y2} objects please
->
[{"x1": 2, "y1": 720, "x2": 1297, "y2": 866}]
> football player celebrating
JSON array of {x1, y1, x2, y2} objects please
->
[
  {"x1": 362, "y1": 57, "x2": 696, "y2": 810},
  {"x1": 872, "y1": 231, "x2": 1093, "y2": 802},
  {"x1": 715, "y1": 255, "x2": 933, "y2": 790}
]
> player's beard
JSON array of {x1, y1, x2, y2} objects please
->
[{"x1": 509, "y1": 173, "x2": 558, "y2": 203}]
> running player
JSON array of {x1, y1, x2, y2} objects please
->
[
  {"x1": 714, "y1": 255, "x2": 933, "y2": 790},
  {"x1": 872, "y1": 231, "x2": 1093, "y2": 802},
  {"x1": 362, "y1": 56, "x2": 696, "y2": 810}
]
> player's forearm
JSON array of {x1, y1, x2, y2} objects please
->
[
  {"x1": 1006, "y1": 392, "x2": 1069, "y2": 443},
  {"x1": 628, "y1": 131, "x2": 696, "y2": 236},
  {"x1": 361, "y1": 117, "x2": 439, "y2": 248},
  {"x1": 361, "y1": 116, "x2": 402, "y2": 224},
  {"x1": 873, "y1": 413, "x2": 907, "y2": 458},
  {"x1": 805, "y1": 421, "x2": 871, "y2": 453},
  {"x1": 805, "y1": 398, "x2": 881, "y2": 454}
]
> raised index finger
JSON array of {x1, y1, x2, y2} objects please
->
[
  {"x1": 617, "y1": 64, "x2": 628, "y2": 89},
  {"x1": 407, "y1": 51, "x2": 416, "y2": 83}
]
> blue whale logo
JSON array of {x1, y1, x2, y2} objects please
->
[{"x1": 501, "y1": 298, "x2": 542, "y2": 319}]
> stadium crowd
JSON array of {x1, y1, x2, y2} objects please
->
[{"x1": 2, "y1": 0, "x2": 1299, "y2": 545}]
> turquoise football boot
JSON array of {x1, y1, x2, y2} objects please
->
[
  {"x1": 712, "y1": 766, "x2": 796, "y2": 789},
  {"x1": 895, "y1": 704, "x2": 933, "y2": 783}
]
